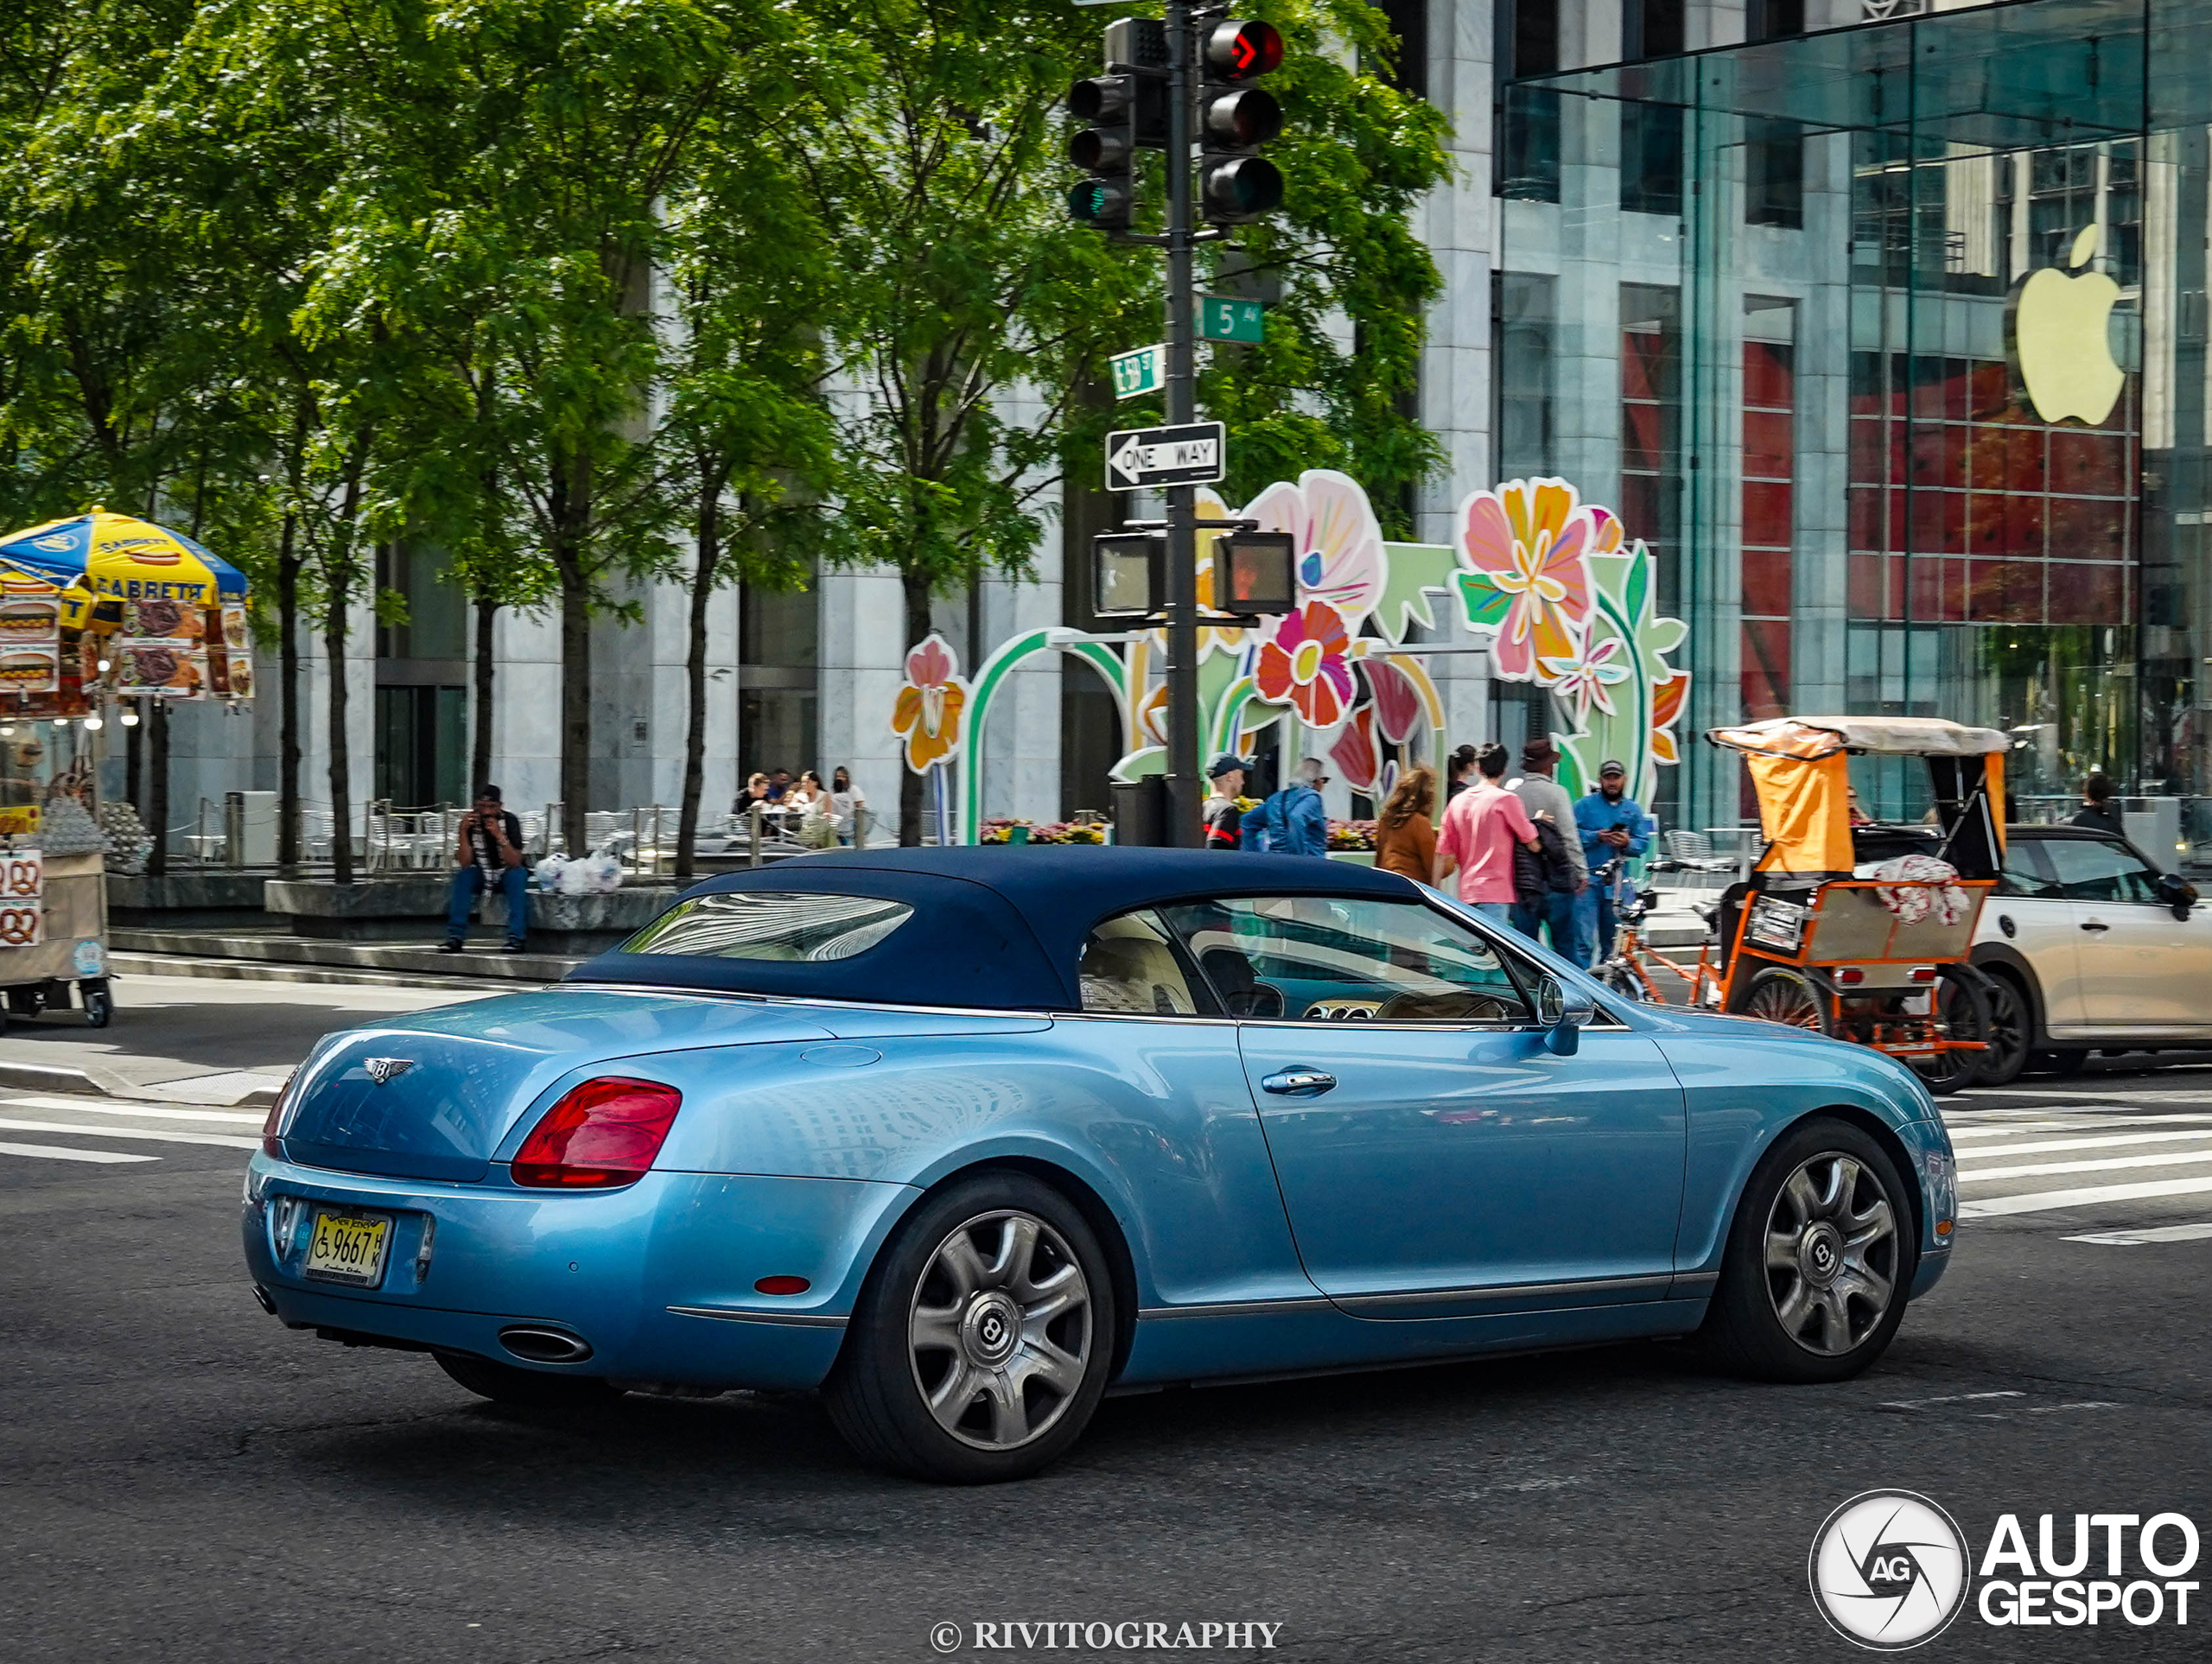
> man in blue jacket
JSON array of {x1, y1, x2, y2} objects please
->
[
  {"x1": 1242, "y1": 757, "x2": 1331, "y2": 856},
  {"x1": 1574, "y1": 759, "x2": 1648, "y2": 963}
]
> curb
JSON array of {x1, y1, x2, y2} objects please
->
[
  {"x1": 108, "y1": 951, "x2": 521, "y2": 994},
  {"x1": 0, "y1": 1058, "x2": 288, "y2": 1108}
]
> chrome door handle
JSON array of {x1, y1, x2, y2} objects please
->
[
  {"x1": 1261, "y1": 1067, "x2": 1336, "y2": 1096},
  {"x1": 2080, "y1": 919, "x2": 2110, "y2": 932}
]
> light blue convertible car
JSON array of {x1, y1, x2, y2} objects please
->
[{"x1": 244, "y1": 848, "x2": 1956, "y2": 1483}]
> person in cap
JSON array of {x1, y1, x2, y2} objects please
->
[
  {"x1": 1508, "y1": 734, "x2": 1586, "y2": 962},
  {"x1": 1574, "y1": 758, "x2": 1649, "y2": 965},
  {"x1": 442, "y1": 784, "x2": 530, "y2": 954},
  {"x1": 1202, "y1": 754, "x2": 1248, "y2": 850},
  {"x1": 1241, "y1": 756, "x2": 1330, "y2": 857}
]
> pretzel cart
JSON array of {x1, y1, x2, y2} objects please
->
[
  {"x1": 0, "y1": 510, "x2": 258, "y2": 1032},
  {"x1": 1700, "y1": 716, "x2": 2010, "y2": 1095}
]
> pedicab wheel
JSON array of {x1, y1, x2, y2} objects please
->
[
  {"x1": 1909, "y1": 963, "x2": 1993, "y2": 1096},
  {"x1": 80, "y1": 978, "x2": 113, "y2": 1029},
  {"x1": 1739, "y1": 966, "x2": 1835, "y2": 1035}
]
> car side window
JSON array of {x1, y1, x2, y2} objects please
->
[
  {"x1": 2042, "y1": 836, "x2": 2161, "y2": 905},
  {"x1": 1077, "y1": 909, "x2": 1205, "y2": 1016},
  {"x1": 1155, "y1": 896, "x2": 1536, "y2": 1026},
  {"x1": 1996, "y1": 839, "x2": 2063, "y2": 899}
]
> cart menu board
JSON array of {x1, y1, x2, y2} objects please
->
[
  {"x1": 0, "y1": 848, "x2": 42, "y2": 948},
  {"x1": 0, "y1": 587, "x2": 61, "y2": 694}
]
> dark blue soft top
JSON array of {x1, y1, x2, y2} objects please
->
[{"x1": 568, "y1": 846, "x2": 1421, "y2": 1010}]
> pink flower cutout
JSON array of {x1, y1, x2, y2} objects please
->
[{"x1": 1460, "y1": 479, "x2": 1595, "y2": 681}]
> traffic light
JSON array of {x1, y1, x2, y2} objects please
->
[
  {"x1": 1069, "y1": 20, "x2": 1168, "y2": 232},
  {"x1": 1198, "y1": 19, "x2": 1285, "y2": 225}
]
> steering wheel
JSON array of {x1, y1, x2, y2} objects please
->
[{"x1": 1373, "y1": 989, "x2": 1516, "y2": 1023}]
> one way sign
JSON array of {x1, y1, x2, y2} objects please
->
[{"x1": 1104, "y1": 421, "x2": 1226, "y2": 492}]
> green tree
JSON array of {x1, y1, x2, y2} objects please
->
[{"x1": 786, "y1": 0, "x2": 1447, "y2": 842}]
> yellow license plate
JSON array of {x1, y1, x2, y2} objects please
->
[{"x1": 304, "y1": 1210, "x2": 393, "y2": 1286}]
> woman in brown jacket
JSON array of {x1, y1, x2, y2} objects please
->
[{"x1": 1373, "y1": 765, "x2": 1438, "y2": 881}]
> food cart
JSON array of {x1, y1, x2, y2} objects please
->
[{"x1": 0, "y1": 510, "x2": 257, "y2": 1031}]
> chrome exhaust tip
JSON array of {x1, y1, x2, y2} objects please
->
[
  {"x1": 250, "y1": 1284, "x2": 276, "y2": 1316},
  {"x1": 498, "y1": 1324, "x2": 594, "y2": 1364}
]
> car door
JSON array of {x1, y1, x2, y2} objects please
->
[
  {"x1": 1980, "y1": 835, "x2": 2089, "y2": 1032},
  {"x1": 1154, "y1": 893, "x2": 1686, "y2": 1317},
  {"x1": 2044, "y1": 834, "x2": 2212, "y2": 1034}
]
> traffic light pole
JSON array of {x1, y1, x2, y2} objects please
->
[{"x1": 1161, "y1": 0, "x2": 1201, "y2": 847}]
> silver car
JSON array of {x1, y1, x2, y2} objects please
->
[{"x1": 1967, "y1": 826, "x2": 2207, "y2": 1085}]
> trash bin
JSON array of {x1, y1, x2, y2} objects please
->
[{"x1": 1110, "y1": 775, "x2": 1166, "y2": 848}]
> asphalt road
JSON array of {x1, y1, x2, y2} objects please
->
[{"x1": 3, "y1": 1000, "x2": 2208, "y2": 1662}]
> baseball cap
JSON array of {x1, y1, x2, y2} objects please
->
[
  {"x1": 1206, "y1": 754, "x2": 1245, "y2": 779},
  {"x1": 1599, "y1": 759, "x2": 1627, "y2": 778}
]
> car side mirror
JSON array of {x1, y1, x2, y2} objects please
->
[
  {"x1": 2158, "y1": 873, "x2": 2198, "y2": 920},
  {"x1": 1539, "y1": 976, "x2": 1599, "y2": 1056}
]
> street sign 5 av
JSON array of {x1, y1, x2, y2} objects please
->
[
  {"x1": 1199, "y1": 297, "x2": 1264, "y2": 344},
  {"x1": 1104, "y1": 421, "x2": 1226, "y2": 491},
  {"x1": 1109, "y1": 343, "x2": 1166, "y2": 401}
]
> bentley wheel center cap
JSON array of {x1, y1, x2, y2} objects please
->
[
  {"x1": 1801, "y1": 1223, "x2": 1844, "y2": 1288},
  {"x1": 963, "y1": 1294, "x2": 1020, "y2": 1367}
]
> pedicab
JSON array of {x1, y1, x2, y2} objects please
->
[{"x1": 1696, "y1": 715, "x2": 2010, "y2": 1095}]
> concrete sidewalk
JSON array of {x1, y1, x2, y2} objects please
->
[{"x1": 0, "y1": 972, "x2": 495, "y2": 1106}]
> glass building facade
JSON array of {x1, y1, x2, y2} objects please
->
[{"x1": 1506, "y1": 0, "x2": 2212, "y2": 857}]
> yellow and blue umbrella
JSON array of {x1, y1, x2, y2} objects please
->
[{"x1": 0, "y1": 509, "x2": 248, "y2": 610}]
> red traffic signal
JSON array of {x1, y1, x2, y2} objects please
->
[{"x1": 1205, "y1": 20, "x2": 1283, "y2": 82}]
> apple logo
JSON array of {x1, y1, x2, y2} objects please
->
[{"x1": 2010, "y1": 225, "x2": 2125, "y2": 426}]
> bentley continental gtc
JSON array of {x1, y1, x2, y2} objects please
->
[{"x1": 244, "y1": 848, "x2": 1957, "y2": 1482}]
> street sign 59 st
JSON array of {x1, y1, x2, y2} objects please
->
[{"x1": 1105, "y1": 421, "x2": 1226, "y2": 492}]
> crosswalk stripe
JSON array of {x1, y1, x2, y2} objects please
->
[
  {"x1": 0, "y1": 1116, "x2": 258, "y2": 1151},
  {"x1": 1945, "y1": 1115, "x2": 2212, "y2": 1137},
  {"x1": 1955, "y1": 1129, "x2": 2212, "y2": 1159},
  {"x1": 2063, "y1": 1222, "x2": 2212, "y2": 1245},
  {"x1": 1958, "y1": 1175, "x2": 2212, "y2": 1217},
  {"x1": 0, "y1": 1095, "x2": 265, "y2": 1126},
  {"x1": 0, "y1": 1140, "x2": 159, "y2": 1165},
  {"x1": 1960, "y1": 1148, "x2": 2212, "y2": 1184}
]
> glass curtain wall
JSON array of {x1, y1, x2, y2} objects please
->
[{"x1": 1510, "y1": 0, "x2": 2212, "y2": 858}]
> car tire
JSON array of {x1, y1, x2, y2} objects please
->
[
  {"x1": 1738, "y1": 965, "x2": 1835, "y2": 1034},
  {"x1": 433, "y1": 1350, "x2": 623, "y2": 1407},
  {"x1": 1974, "y1": 970, "x2": 2031, "y2": 1088},
  {"x1": 1701, "y1": 1117, "x2": 1916, "y2": 1384},
  {"x1": 824, "y1": 1171, "x2": 1116, "y2": 1484}
]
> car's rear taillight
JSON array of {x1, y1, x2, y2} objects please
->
[
  {"x1": 511, "y1": 1077, "x2": 683, "y2": 1189},
  {"x1": 261, "y1": 1072, "x2": 296, "y2": 1158}
]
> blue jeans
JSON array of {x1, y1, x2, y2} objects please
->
[
  {"x1": 448, "y1": 863, "x2": 530, "y2": 948},
  {"x1": 1573, "y1": 885, "x2": 1617, "y2": 967},
  {"x1": 1511, "y1": 890, "x2": 1584, "y2": 967},
  {"x1": 1467, "y1": 900, "x2": 1512, "y2": 924}
]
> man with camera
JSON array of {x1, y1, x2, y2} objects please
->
[{"x1": 441, "y1": 784, "x2": 530, "y2": 955}]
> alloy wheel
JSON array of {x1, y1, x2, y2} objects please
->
[
  {"x1": 1763, "y1": 1152, "x2": 1898, "y2": 1357},
  {"x1": 906, "y1": 1210, "x2": 1094, "y2": 1451}
]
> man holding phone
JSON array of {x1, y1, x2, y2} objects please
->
[{"x1": 441, "y1": 784, "x2": 530, "y2": 954}]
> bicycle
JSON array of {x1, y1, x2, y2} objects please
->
[{"x1": 1588, "y1": 858, "x2": 1726, "y2": 1009}]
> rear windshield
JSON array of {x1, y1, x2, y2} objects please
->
[{"x1": 619, "y1": 892, "x2": 914, "y2": 961}]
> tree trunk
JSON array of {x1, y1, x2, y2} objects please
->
[
  {"x1": 325, "y1": 581, "x2": 354, "y2": 885},
  {"x1": 899, "y1": 568, "x2": 931, "y2": 846},
  {"x1": 557, "y1": 568, "x2": 591, "y2": 856},
  {"x1": 144, "y1": 697, "x2": 170, "y2": 876},
  {"x1": 675, "y1": 476, "x2": 722, "y2": 881},
  {"x1": 470, "y1": 594, "x2": 497, "y2": 797},
  {"x1": 276, "y1": 509, "x2": 302, "y2": 874}
]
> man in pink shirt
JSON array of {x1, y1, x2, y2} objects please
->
[{"x1": 1432, "y1": 742, "x2": 1540, "y2": 922}]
